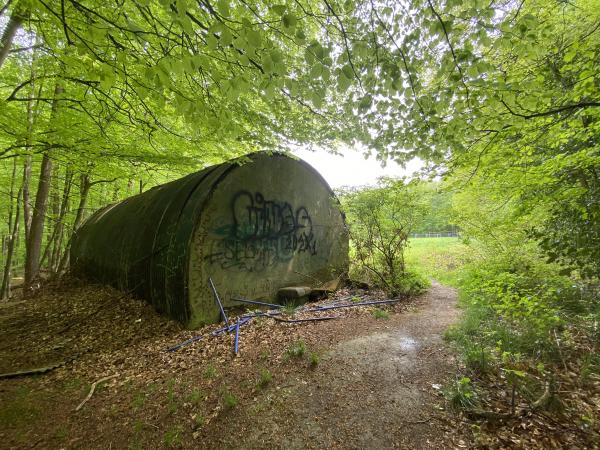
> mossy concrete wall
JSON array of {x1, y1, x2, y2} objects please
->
[
  {"x1": 71, "y1": 152, "x2": 348, "y2": 328},
  {"x1": 187, "y1": 155, "x2": 348, "y2": 327}
]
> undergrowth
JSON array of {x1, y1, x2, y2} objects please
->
[{"x1": 444, "y1": 251, "x2": 600, "y2": 445}]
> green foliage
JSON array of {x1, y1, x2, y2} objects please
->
[
  {"x1": 535, "y1": 179, "x2": 600, "y2": 279},
  {"x1": 405, "y1": 237, "x2": 474, "y2": 287},
  {"x1": 281, "y1": 302, "x2": 300, "y2": 316},
  {"x1": 339, "y1": 178, "x2": 429, "y2": 295},
  {"x1": 392, "y1": 270, "x2": 430, "y2": 297},
  {"x1": 222, "y1": 390, "x2": 238, "y2": 409},
  {"x1": 131, "y1": 391, "x2": 146, "y2": 410},
  {"x1": 0, "y1": 386, "x2": 40, "y2": 429},
  {"x1": 309, "y1": 352, "x2": 320, "y2": 368},
  {"x1": 194, "y1": 413, "x2": 206, "y2": 428},
  {"x1": 411, "y1": 183, "x2": 456, "y2": 234},
  {"x1": 286, "y1": 339, "x2": 306, "y2": 358},
  {"x1": 163, "y1": 426, "x2": 183, "y2": 447},
  {"x1": 187, "y1": 389, "x2": 203, "y2": 405},
  {"x1": 202, "y1": 364, "x2": 217, "y2": 379},
  {"x1": 443, "y1": 377, "x2": 478, "y2": 410},
  {"x1": 451, "y1": 253, "x2": 569, "y2": 360},
  {"x1": 166, "y1": 379, "x2": 178, "y2": 414},
  {"x1": 370, "y1": 308, "x2": 389, "y2": 320},
  {"x1": 257, "y1": 369, "x2": 272, "y2": 388}
]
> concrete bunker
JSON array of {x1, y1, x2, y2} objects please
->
[{"x1": 71, "y1": 152, "x2": 349, "y2": 328}]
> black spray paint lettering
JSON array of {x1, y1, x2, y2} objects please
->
[{"x1": 206, "y1": 191, "x2": 317, "y2": 271}]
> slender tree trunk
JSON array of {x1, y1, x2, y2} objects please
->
[
  {"x1": 25, "y1": 153, "x2": 52, "y2": 288},
  {"x1": 57, "y1": 173, "x2": 90, "y2": 273},
  {"x1": 0, "y1": 3, "x2": 25, "y2": 71},
  {"x1": 24, "y1": 84, "x2": 63, "y2": 289},
  {"x1": 43, "y1": 166, "x2": 72, "y2": 274},
  {"x1": 1, "y1": 186, "x2": 22, "y2": 299},
  {"x1": 47, "y1": 164, "x2": 60, "y2": 271},
  {"x1": 22, "y1": 155, "x2": 32, "y2": 240},
  {"x1": 22, "y1": 66, "x2": 37, "y2": 242},
  {"x1": 73, "y1": 173, "x2": 90, "y2": 232},
  {"x1": 7, "y1": 158, "x2": 17, "y2": 235},
  {"x1": 52, "y1": 166, "x2": 72, "y2": 273},
  {"x1": 1, "y1": 158, "x2": 18, "y2": 297}
]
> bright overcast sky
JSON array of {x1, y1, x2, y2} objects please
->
[{"x1": 292, "y1": 146, "x2": 422, "y2": 189}]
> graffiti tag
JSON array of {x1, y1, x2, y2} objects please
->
[{"x1": 206, "y1": 191, "x2": 317, "y2": 271}]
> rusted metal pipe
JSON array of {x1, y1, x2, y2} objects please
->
[
  {"x1": 209, "y1": 277, "x2": 228, "y2": 327},
  {"x1": 232, "y1": 297, "x2": 282, "y2": 309},
  {"x1": 311, "y1": 298, "x2": 402, "y2": 311}
]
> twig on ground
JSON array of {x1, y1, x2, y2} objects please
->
[
  {"x1": 75, "y1": 374, "x2": 119, "y2": 411},
  {"x1": 272, "y1": 316, "x2": 340, "y2": 323},
  {"x1": 0, "y1": 360, "x2": 68, "y2": 379}
]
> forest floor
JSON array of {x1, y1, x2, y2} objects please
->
[{"x1": 0, "y1": 278, "x2": 470, "y2": 449}]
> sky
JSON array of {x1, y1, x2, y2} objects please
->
[{"x1": 292, "y1": 146, "x2": 422, "y2": 189}]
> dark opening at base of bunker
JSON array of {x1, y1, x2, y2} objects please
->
[{"x1": 70, "y1": 152, "x2": 349, "y2": 328}]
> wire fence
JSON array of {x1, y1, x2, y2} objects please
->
[{"x1": 410, "y1": 231, "x2": 460, "y2": 238}]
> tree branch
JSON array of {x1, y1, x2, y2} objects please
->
[{"x1": 500, "y1": 99, "x2": 600, "y2": 119}]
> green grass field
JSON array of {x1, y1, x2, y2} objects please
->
[{"x1": 405, "y1": 237, "x2": 476, "y2": 287}]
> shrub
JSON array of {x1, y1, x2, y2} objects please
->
[
  {"x1": 338, "y1": 179, "x2": 429, "y2": 295},
  {"x1": 286, "y1": 340, "x2": 306, "y2": 358},
  {"x1": 371, "y1": 308, "x2": 390, "y2": 319},
  {"x1": 222, "y1": 391, "x2": 238, "y2": 409},
  {"x1": 257, "y1": 369, "x2": 272, "y2": 388},
  {"x1": 390, "y1": 270, "x2": 430, "y2": 296},
  {"x1": 443, "y1": 377, "x2": 478, "y2": 410},
  {"x1": 309, "y1": 352, "x2": 320, "y2": 368}
]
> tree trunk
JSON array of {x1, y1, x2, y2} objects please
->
[
  {"x1": 24, "y1": 84, "x2": 63, "y2": 289},
  {"x1": 22, "y1": 64, "x2": 37, "y2": 242},
  {"x1": 52, "y1": 166, "x2": 73, "y2": 273},
  {"x1": 25, "y1": 153, "x2": 52, "y2": 288},
  {"x1": 57, "y1": 173, "x2": 90, "y2": 273},
  {"x1": 1, "y1": 158, "x2": 18, "y2": 298},
  {"x1": 44, "y1": 166, "x2": 72, "y2": 274},
  {"x1": 22, "y1": 155, "x2": 32, "y2": 240},
  {"x1": 0, "y1": 3, "x2": 25, "y2": 71},
  {"x1": 47, "y1": 164, "x2": 60, "y2": 271},
  {"x1": 1, "y1": 185, "x2": 22, "y2": 299},
  {"x1": 73, "y1": 173, "x2": 91, "y2": 232}
]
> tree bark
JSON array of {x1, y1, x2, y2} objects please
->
[
  {"x1": 0, "y1": 3, "x2": 26, "y2": 71},
  {"x1": 57, "y1": 173, "x2": 90, "y2": 273},
  {"x1": 72, "y1": 173, "x2": 91, "y2": 232},
  {"x1": 52, "y1": 166, "x2": 73, "y2": 273},
  {"x1": 22, "y1": 61, "x2": 37, "y2": 242},
  {"x1": 22, "y1": 155, "x2": 32, "y2": 240},
  {"x1": 47, "y1": 164, "x2": 60, "y2": 271},
  {"x1": 1, "y1": 185, "x2": 22, "y2": 299},
  {"x1": 24, "y1": 84, "x2": 63, "y2": 289},
  {"x1": 41, "y1": 165, "x2": 72, "y2": 274},
  {"x1": 1, "y1": 159, "x2": 19, "y2": 298}
]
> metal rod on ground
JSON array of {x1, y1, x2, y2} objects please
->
[
  {"x1": 231, "y1": 297, "x2": 283, "y2": 309},
  {"x1": 167, "y1": 317, "x2": 253, "y2": 351},
  {"x1": 319, "y1": 294, "x2": 368, "y2": 307},
  {"x1": 212, "y1": 316, "x2": 253, "y2": 336},
  {"x1": 208, "y1": 277, "x2": 228, "y2": 327},
  {"x1": 241, "y1": 310, "x2": 282, "y2": 319},
  {"x1": 166, "y1": 335, "x2": 203, "y2": 352},
  {"x1": 311, "y1": 298, "x2": 403, "y2": 311},
  {"x1": 234, "y1": 319, "x2": 240, "y2": 354},
  {"x1": 272, "y1": 316, "x2": 339, "y2": 323}
]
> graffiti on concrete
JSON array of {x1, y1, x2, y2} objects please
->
[{"x1": 206, "y1": 191, "x2": 317, "y2": 271}]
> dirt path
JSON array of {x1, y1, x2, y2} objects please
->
[
  {"x1": 0, "y1": 281, "x2": 466, "y2": 449},
  {"x1": 207, "y1": 281, "x2": 464, "y2": 449}
]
